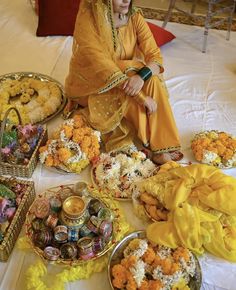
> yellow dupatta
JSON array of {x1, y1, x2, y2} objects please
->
[{"x1": 141, "y1": 162, "x2": 236, "y2": 262}]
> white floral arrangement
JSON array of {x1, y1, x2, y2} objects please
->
[
  {"x1": 91, "y1": 148, "x2": 157, "y2": 199},
  {"x1": 0, "y1": 77, "x2": 62, "y2": 124},
  {"x1": 191, "y1": 130, "x2": 236, "y2": 168},
  {"x1": 111, "y1": 238, "x2": 197, "y2": 290}
]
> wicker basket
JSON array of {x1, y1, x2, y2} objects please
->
[
  {"x1": 0, "y1": 107, "x2": 47, "y2": 178},
  {"x1": 0, "y1": 176, "x2": 35, "y2": 261}
]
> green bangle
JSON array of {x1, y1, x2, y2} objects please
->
[{"x1": 137, "y1": 66, "x2": 152, "y2": 81}]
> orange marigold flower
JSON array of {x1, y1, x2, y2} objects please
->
[
  {"x1": 148, "y1": 280, "x2": 163, "y2": 290},
  {"x1": 142, "y1": 247, "x2": 156, "y2": 264},
  {"x1": 73, "y1": 114, "x2": 85, "y2": 128},
  {"x1": 152, "y1": 254, "x2": 162, "y2": 268},
  {"x1": 138, "y1": 280, "x2": 149, "y2": 290},
  {"x1": 126, "y1": 271, "x2": 137, "y2": 290},
  {"x1": 173, "y1": 247, "x2": 190, "y2": 263},
  {"x1": 62, "y1": 125, "x2": 73, "y2": 139},
  {"x1": 160, "y1": 257, "x2": 172, "y2": 275},
  {"x1": 58, "y1": 148, "x2": 72, "y2": 162},
  {"x1": 112, "y1": 264, "x2": 127, "y2": 289},
  {"x1": 218, "y1": 132, "x2": 229, "y2": 140},
  {"x1": 45, "y1": 155, "x2": 54, "y2": 167},
  {"x1": 121, "y1": 256, "x2": 137, "y2": 269}
]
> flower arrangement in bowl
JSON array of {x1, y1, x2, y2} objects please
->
[
  {"x1": 108, "y1": 231, "x2": 202, "y2": 290},
  {"x1": 91, "y1": 147, "x2": 157, "y2": 200},
  {"x1": 191, "y1": 130, "x2": 236, "y2": 168},
  {"x1": 39, "y1": 115, "x2": 101, "y2": 173}
]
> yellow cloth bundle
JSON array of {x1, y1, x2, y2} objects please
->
[{"x1": 141, "y1": 162, "x2": 236, "y2": 262}]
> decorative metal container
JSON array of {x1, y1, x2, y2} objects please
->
[{"x1": 60, "y1": 196, "x2": 88, "y2": 228}]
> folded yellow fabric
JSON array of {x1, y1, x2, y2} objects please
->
[{"x1": 143, "y1": 162, "x2": 236, "y2": 262}]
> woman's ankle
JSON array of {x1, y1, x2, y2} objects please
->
[{"x1": 152, "y1": 152, "x2": 172, "y2": 165}]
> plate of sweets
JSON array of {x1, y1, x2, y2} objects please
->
[
  {"x1": 0, "y1": 72, "x2": 66, "y2": 125},
  {"x1": 25, "y1": 183, "x2": 120, "y2": 266},
  {"x1": 133, "y1": 191, "x2": 169, "y2": 222},
  {"x1": 39, "y1": 114, "x2": 101, "y2": 174},
  {"x1": 91, "y1": 147, "x2": 157, "y2": 201},
  {"x1": 108, "y1": 231, "x2": 202, "y2": 290},
  {"x1": 191, "y1": 130, "x2": 236, "y2": 168}
]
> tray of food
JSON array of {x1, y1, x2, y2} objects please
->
[
  {"x1": 91, "y1": 149, "x2": 157, "y2": 201},
  {"x1": 0, "y1": 71, "x2": 67, "y2": 124},
  {"x1": 25, "y1": 183, "x2": 119, "y2": 266},
  {"x1": 108, "y1": 231, "x2": 202, "y2": 290},
  {"x1": 191, "y1": 130, "x2": 236, "y2": 168}
]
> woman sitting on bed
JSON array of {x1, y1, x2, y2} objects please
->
[{"x1": 64, "y1": 0, "x2": 183, "y2": 164}]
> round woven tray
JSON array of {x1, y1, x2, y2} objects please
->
[{"x1": 25, "y1": 184, "x2": 119, "y2": 266}]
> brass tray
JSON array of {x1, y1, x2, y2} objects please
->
[
  {"x1": 108, "y1": 231, "x2": 202, "y2": 290},
  {"x1": 0, "y1": 71, "x2": 67, "y2": 124},
  {"x1": 26, "y1": 184, "x2": 115, "y2": 266}
]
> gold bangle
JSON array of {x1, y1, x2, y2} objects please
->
[{"x1": 134, "y1": 91, "x2": 147, "y2": 105}]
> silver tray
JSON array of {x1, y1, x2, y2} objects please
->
[
  {"x1": 0, "y1": 71, "x2": 67, "y2": 124},
  {"x1": 108, "y1": 231, "x2": 202, "y2": 290}
]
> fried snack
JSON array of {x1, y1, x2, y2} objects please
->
[
  {"x1": 145, "y1": 205, "x2": 161, "y2": 221},
  {"x1": 140, "y1": 192, "x2": 159, "y2": 206}
]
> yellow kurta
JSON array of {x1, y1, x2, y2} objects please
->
[{"x1": 65, "y1": 0, "x2": 180, "y2": 153}]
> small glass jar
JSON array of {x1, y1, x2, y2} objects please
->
[{"x1": 73, "y1": 181, "x2": 89, "y2": 196}]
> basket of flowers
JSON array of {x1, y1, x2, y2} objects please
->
[
  {"x1": 191, "y1": 130, "x2": 236, "y2": 168},
  {"x1": 39, "y1": 115, "x2": 101, "y2": 173},
  {"x1": 0, "y1": 176, "x2": 35, "y2": 261},
  {"x1": 0, "y1": 107, "x2": 47, "y2": 178}
]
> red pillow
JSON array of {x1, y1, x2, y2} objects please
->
[
  {"x1": 36, "y1": 1, "x2": 175, "y2": 46},
  {"x1": 36, "y1": 0, "x2": 81, "y2": 36},
  {"x1": 147, "y1": 22, "x2": 176, "y2": 47}
]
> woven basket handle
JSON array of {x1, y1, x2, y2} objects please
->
[{"x1": 0, "y1": 107, "x2": 22, "y2": 162}]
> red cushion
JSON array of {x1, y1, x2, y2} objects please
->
[
  {"x1": 36, "y1": 0, "x2": 81, "y2": 36},
  {"x1": 147, "y1": 22, "x2": 176, "y2": 47},
  {"x1": 36, "y1": 1, "x2": 175, "y2": 46}
]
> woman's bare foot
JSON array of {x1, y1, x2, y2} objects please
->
[
  {"x1": 152, "y1": 153, "x2": 172, "y2": 165},
  {"x1": 152, "y1": 151, "x2": 184, "y2": 165},
  {"x1": 62, "y1": 100, "x2": 79, "y2": 119}
]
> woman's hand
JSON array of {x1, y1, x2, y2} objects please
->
[
  {"x1": 122, "y1": 75, "x2": 144, "y2": 96},
  {"x1": 144, "y1": 96, "x2": 157, "y2": 114}
]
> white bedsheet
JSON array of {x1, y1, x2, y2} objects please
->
[{"x1": 0, "y1": 0, "x2": 236, "y2": 289}]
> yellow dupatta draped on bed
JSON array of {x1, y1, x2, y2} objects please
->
[{"x1": 140, "y1": 162, "x2": 236, "y2": 262}]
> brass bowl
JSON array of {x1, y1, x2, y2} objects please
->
[
  {"x1": 62, "y1": 196, "x2": 86, "y2": 219},
  {"x1": 108, "y1": 231, "x2": 202, "y2": 290}
]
